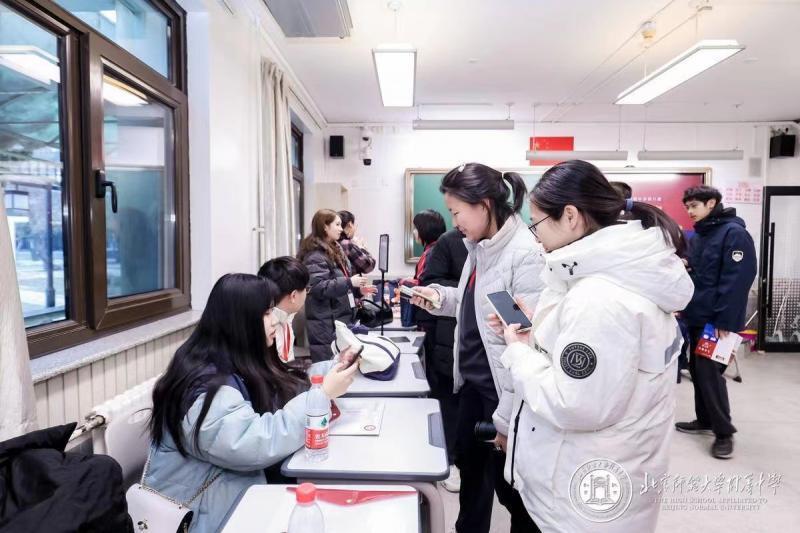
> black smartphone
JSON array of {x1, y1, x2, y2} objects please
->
[{"x1": 485, "y1": 291, "x2": 532, "y2": 333}]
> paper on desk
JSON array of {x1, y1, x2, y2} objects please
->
[
  {"x1": 710, "y1": 332, "x2": 743, "y2": 365},
  {"x1": 330, "y1": 401, "x2": 385, "y2": 436}
]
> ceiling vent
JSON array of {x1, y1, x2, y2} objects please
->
[{"x1": 264, "y1": 0, "x2": 353, "y2": 38}]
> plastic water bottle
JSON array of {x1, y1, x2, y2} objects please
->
[
  {"x1": 305, "y1": 375, "x2": 330, "y2": 462},
  {"x1": 287, "y1": 483, "x2": 325, "y2": 533}
]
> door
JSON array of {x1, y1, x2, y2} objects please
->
[{"x1": 758, "y1": 187, "x2": 800, "y2": 352}]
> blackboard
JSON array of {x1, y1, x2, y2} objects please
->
[{"x1": 404, "y1": 167, "x2": 710, "y2": 262}]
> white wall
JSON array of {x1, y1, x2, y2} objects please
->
[
  {"x1": 322, "y1": 123, "x2": 795, "y2": 276},
  {"x1": 182, "y1": 0, "x2": 325, "y2": 309}
]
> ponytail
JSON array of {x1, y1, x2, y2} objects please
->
[
  {"x1": 503, "y1": 171, "x2": 526, "y2": 214},
  {"x1": 531, "y1": 160, "x2": 684, "y2": 253},
  {"x1": 441, "y1": 163, "x2": 527, "y2": 230}
]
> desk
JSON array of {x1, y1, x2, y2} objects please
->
[
  {"x1": 221, "y1": 484, "x2": 420, "y2": 533},
  {"x1": 345, "y1": 353, "x2": 429, "y2": 398},
  {"x1": 282, "y1": 398, "x2": 448, "y2": 533},
  {"x1": 368, "y1": 318, "x2": 417, "y2": 332},
  {"x1": 372, "y1": 330, "x2": 426, "y2": 356}
]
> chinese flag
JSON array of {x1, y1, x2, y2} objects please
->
[{"x1": 529, "y1": 136, "x2": 574, "y2": 166}]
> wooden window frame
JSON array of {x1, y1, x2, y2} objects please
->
[{"x1": 4, "y1": 0, "x2": 190, "y2": 358}]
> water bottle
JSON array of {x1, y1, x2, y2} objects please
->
[
  {"x1": 287, "y1": 483, "x2": 325, "y2": 533},
  {"x1": 305, "y1": 375, "x2": 330, "y2": 462}
]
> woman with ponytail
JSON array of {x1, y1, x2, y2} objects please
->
[
  {"x1": 490, "y1": 160, "x2": 694, "y2": 532},
  {"x1": 410, "y1": 163, "x2": 545, "y2": 533}
]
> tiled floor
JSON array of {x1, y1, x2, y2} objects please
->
[{"x1": 438, "y1": 351, "x2": 800, "y2": 532}]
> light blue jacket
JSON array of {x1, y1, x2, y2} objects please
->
[{"x1": 145, "y1": 362, "x2": 332, "y2": 532}]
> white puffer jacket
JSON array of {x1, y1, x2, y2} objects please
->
[
  {"x1": 501, "y1": 221, "x2": 694, "y2": 532},
  {"x1": 427, "y1": 214, "x2": 546, "y2": 435}
]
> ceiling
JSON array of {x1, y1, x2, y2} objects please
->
[{"x1": 265, "y1": 0, "x2": 800, "y2": 124}]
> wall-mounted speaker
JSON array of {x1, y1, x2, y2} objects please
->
[
  {"x1": 329, "y1": 135, "x2": 344, "y2": 158},
  {"x1": 769, "y1": 133, "x2": 796, "y2": 158}
]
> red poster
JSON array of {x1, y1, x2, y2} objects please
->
[
  {"x1": 529, "y1": 137, "x2": 574, "y2": 166},
  {"x1": 623, "y1": 172, "x2": 704, "y2": 230}
]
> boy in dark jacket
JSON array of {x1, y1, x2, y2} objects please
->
[{"x1": 676, "y1": 185, "x2": 757, "y2": 459}]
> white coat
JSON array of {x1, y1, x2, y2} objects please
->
[
  {"x1": 427, "y1": 214, "x2": 546, "y2": 434},
  {"x1": 501, "y1": 221, "x2": 694, "y2": 532}
]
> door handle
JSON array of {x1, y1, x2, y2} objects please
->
[{"x1": 95, "y1": 169, "x2": 118, "y2": 213}]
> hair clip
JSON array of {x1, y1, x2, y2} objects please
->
[{"x1": 457, "y1": 163, "x2": 466, "y2": 172}]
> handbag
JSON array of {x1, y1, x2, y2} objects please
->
[
  {"x1": 125, "y1": 449, "x2": 221, "y2": 532},
  {"x1": 331, "y1": 321, "x2": 401, "y2": 381},
  {"x1": 356, "y1": 299, "x2": 393, "y2": 328}
]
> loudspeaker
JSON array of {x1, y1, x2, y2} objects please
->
[
  {"x1": 329, "y1": 135, "x2": 344, "y2": 158},
  {"x1": 770, "y1": 133, "x2": 796, "y2": 158}
]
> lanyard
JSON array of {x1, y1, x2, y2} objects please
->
[
  {"x1": 468, "y1": 268, "x2": 477, "y2": 289},
  {"x1": 282, "y1": 324, "x2": 291, "y2": 361},
  {"x1": 416, "y1": 244, "x2": 434, "y2": 279}
]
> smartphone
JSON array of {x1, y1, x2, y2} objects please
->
[
  {"x1": 399, "y1": 285, "x2": 442, "y2": 309},
  {"x1": 339, "y1": 345, "x2": 364, "y2": 369},
  {"x1": 485, "y1": 291, "x2": 532, "y2": 333}
]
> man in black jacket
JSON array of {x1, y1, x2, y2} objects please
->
[
  {"x1": 420, "y1": 228, "x2": 468, "y2": 491},
  {"x1": 676, "y1": 185, "x2": 757, "y2": 459}
]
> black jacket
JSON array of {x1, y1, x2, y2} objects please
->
[
  {"x1": 419, "y1": 229, "x2": 468, "y2": 377},
  {"x1": 0, "y1": 423, "x2": 133, "y2": 533},
  {"x1": 684, "y1": 206, "x2": 757, "y2": 331},
  {"x1": 301, "y1": 247, "x2": 357, "y2": 362}
]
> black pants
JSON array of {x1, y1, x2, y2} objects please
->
[
  {"x1": 421, "y1": 325, "x2": 460, "y2": 463},
  {"x1": 688, "y1": 327, "x2": 737, "y2": 437},
  {"x1": 454, "y1": 382, "x2": 540, "y2": 533}
]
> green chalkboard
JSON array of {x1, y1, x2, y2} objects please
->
[{"x1": 404, "y1": 166, "x2": 710, "y2": 262}]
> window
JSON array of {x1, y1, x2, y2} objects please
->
[
  {"x1": 1, "y1": 0, "x2": 188, "y2": 357},
  {"x1": 291, "y1": 124, "x2": 304, "y2": 248}
]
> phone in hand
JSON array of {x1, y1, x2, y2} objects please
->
[
  {"x1": 339, "y1": 345, "x2": 364, "y2": 369},
  {"x1": 399, "y1": 285, "x2": 442, "y2": 309},
  {"x1": 485, "y1": 291, "x2": 532, "y2": 333}
]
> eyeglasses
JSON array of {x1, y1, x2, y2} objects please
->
[{"x1": 527, "y1": 215, "x2": 550, "y2": 238}]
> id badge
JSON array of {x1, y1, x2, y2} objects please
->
[{"x1": 347, "y1": 292, "x2": 356, "y2": 308}]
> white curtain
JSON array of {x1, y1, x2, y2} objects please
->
[
  {"x1": 257, "y1": 59, "x2": 296, "y2": 263},
  {"x1": 0, "y1": 187, "x2": 38, "y2": 440}
]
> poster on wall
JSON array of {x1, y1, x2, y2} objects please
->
[{"x1": 404, "y1": 167, "x2": 708, "y2": 262}]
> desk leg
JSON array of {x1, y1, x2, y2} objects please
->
[{"x1": 407, "y1": 482, "x2": 445, "y2": 533}]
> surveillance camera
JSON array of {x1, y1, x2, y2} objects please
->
[
  {"x1": 360, "y1": 127, "x2": 373, "y2": 166},
  {"x1": 363, "y1": 158, "x2": 372, "y2": 166}
]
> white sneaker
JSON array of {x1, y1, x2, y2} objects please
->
[{"x1": 441, "y1": 465, "x2": 461, "y2": 493}]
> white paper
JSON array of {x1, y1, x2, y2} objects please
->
[
  {"x1": 711, "y1": 333, "x2": 743, "y2": 365},
  {"x1": 330, "y1": 401, "x2": 385, "y2": 436}
]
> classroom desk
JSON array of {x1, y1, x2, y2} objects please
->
[
  {"x1": 372, "y1": 330, "x2": 426, "y2": 356},
  {"x1": 221, "y1": 484, "x2": 420, "y2": 533},
  {"x1": 281, "y1": 398, "x2": 448, "y2": 533},
  {"x1": 345, "y1": 352, "x2": 429, "y2": 397}
]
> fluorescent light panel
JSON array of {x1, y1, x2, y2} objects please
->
[
  {"x1": 526, "y1": 150, "x2": 629, "y2": 161},
  {"x1": 413, "y1": 119, "x2": 514, "y2": 131},
  {"x1": 372, "y1": 45, "x2": 416, "y2": 107},
  {"x1": 637, "y1": 150, "x2": 744, "y2": 160},
  {"x1": 616, "y1": 40, "x2": 745, "y2": 105}
]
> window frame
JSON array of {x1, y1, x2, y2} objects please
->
[
  {"x1": 3, "y1": 0, "x2": 190, "y2": 358},
  {"x1": 291, "y1": 124, "x2": 304, "y2": 243}
]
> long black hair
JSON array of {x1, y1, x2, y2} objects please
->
[
  {"x1": 440, "y1": 163, "x2": 527, "y2": 231},
  {"x1": 149, "y1": 273, "x2": 308, "y2": 456},
  {"x1": 530, "y1": 160, "x2": 686, "y2": 256}
]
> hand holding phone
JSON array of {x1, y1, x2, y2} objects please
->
[
  {"x1": 485, "y1": 291, "x2": 533, "y2": 333},
  {"x1": 400, "y1": 285, "x2": 442, "y2": 310},
  {"x1": 337, "y1": 345, "x2": 363, "y2": 369}
]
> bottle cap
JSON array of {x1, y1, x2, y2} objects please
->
[
  {"x1": 310, "y1": 374, "x2": 324, "y2": 385},
  {"x1": 296, "y1": 483, "x2": 317, "y2": 504}
]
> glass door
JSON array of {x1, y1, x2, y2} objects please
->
[{"x1": 758, "y1": 187, "x2": 800, "y2": 352}]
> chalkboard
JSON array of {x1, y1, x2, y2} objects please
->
[{"x1": 404, "y1": 167, "x2": 709, "y2": 262}]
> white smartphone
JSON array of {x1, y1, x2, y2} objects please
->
[
  {"x1": 399, "y1": 285, "x2": 442, "y2": 309},
  {"x1": 485, "y1": 291, "x2": 532, "y2": 333}
]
